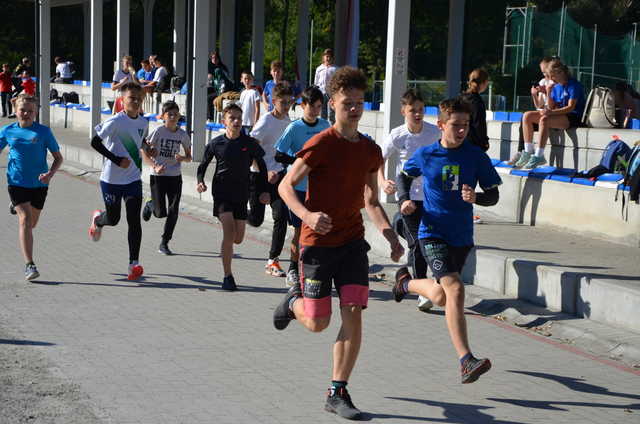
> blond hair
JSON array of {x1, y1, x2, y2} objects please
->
[
  {"x1": 13, "y1": 93, "x2": 39, "y2": 108},
  {"x1": 548, "y1": 59, "x2": 571, "y2": 78}
]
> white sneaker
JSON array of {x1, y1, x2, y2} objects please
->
[
  {"x1": 285, "y1": 269, "x2": 299, "y2": 287},
  {"x1": 88, "y1": 210, "x2": 103, "y2": 242},
  {"x1": 418, "y1": 295, "x2": 433, "y2": 312},
  {"x1": 506, "y1": 151, "x2": 522, "y2": 166}
]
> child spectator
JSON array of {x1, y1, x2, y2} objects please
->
[
  {"x1": 53, "y1": 56, "x2": 74, "y2": 84},
  {"x1": 111, "y1": 56, "x2": 138, "y2": 91},
  {"x1": 20, "y1": 71, "x2": 36, "y2": 96},
  {"x1": 141, "y1": 101, "x2": 192, "y2": 255},
  {"x1": 137, "y1": 59, "x2": 154, "y2": 87},
  {"x1": 196, "y1": 104, "x2": 270, "y2": 290},
  {"x1": 262, "y1": 60, "x2": 284, "y2": 112},
  {"x1": 0, "y1": 64, "x2": 13, "y2": 117},
  {"x1": 238, "y1": 71, "x2": 261, "y2": 134},
  {"x1": 509, "y1": 57, "x2": 555, "y2": 166},
  {"x1": 516, "y1": 59, "x2": 586, "y2": 169},
  {"x1": 313, "y1": 48, "x2": 337, "y2": 122},
  {"x1": 148, "y1": 57, "x2": 169, "y2": 92}
]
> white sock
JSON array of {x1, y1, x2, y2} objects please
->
[
  {"x1": 524, "y1": 143, "x2": 534, "y2": 153},
  {"x1": 535, "y1": 147, "x2": 545, "y2": 157}
]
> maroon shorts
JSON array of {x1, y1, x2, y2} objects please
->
[{"x1": 299, "y1": 238, "x2": 370, "y2": 318}]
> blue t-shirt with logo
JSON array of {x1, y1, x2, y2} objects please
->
[
  {"x1": 0, "y1": 122, "x2": 60, "y2": 188},
  {"x1": 403, "y1": 140, "x2": 502, "y2": 246},
  {"x1": 275, "y1": 118, "x2": 331, "y2": 191},
  {"x1": 550, "y1": 78, "x2": 586, "y2": 118}
]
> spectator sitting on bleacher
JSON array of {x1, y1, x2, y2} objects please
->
[
  {"x1": 111, "y1": 56, "x2": 138, "y2": 91},
  {"x1": 613, "y1": 82, "x2": 640, "y2": 129},
  {"x1": 20, "y1": 71, "x2": 36, "y2": 96},
  {"x1": 53, "y1": 56, "x2": 74, "y2": 84},
  {"x1": 137, "y1": 60, "x2": 154, "y2": 87},
  {"x1": 516, "y1": 59, "x2": 586, "y2": 169},
  {"x1": 148, "y1": 55, "x2": 158, "y2": 80},
  {"x1": 144, "y1": 57, "x2": 169, "y2": 94},
  {"x1": 509, "y1": 56, "x2": 555, "y2": 166}
]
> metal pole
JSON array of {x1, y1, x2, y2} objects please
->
[
  {"x1": 592, "y1": 24, "x2": 597, "y2": 91},
  {"x1": 34, "y1": 1, "x2": 40, "y2": 122},
  {"x1": 513, "y1": 25, "x2": 522, "y2": 110},
  {"x1": 185, "y1": 0, "x2": 194, "y2": 136},
  {"x1": 309, "y1": 19, "x2": 314, "y2": 85},
  {"x1": 502, "y1": 9, "x2": 510, "y2": 75},
  {"x1": 558, "y1": 1, "x2": 565, "y2": 57}
]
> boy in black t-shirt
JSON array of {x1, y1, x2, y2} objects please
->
[{"x1": 196, "y1": 104, "x2": 270, "y2": 290}]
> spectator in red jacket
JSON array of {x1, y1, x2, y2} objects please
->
[
  {"x1": 20, "y1": 71, "x2": 36, "y2": 96},
  {"x1": 0, "y1": 63, "x2": 13, "y2": 117}
]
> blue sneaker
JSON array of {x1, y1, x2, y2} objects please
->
[
  {"x1": 514, "y1": 151, "x2": 532, "y2": 168},
  {"x1": 523, "y1": 155, "x2": 547, "y2": 169}
]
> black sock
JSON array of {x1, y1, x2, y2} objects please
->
[
  {"x1": 330, "y1": 380, "x2": 347, "y2": 395},
  {"x1": 288, "y1": 261, "x2": 298, "y2": 273},
  {"x1": 26, "y1": 261, "x2": 34, "y2": 266},
  {"x1": 460, "y1": 352, "x2": 473, "y2": 365}
]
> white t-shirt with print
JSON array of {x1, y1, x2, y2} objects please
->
[
  {"x1": 95, "y1": 112, "x2": 149, "y2": 185},
  {"x1": 239, "y1": 88, "x2": 261, "y2": 127},
  {"x1": 382, "y1": 122, "x2": 440, "y2": 201},
  {"x1": 56, "y1": 62, "x2": 73, "y2": 79},
  {"x1": 250, "y1": 112, "x2": 291, "y2": 172},
  {"x1": 147, "y1": 126, "x2": 191, "y2": 177},
  {"x1": 537, "y1": 78, "x2": 555, "y2": 108},
  {"x1": 153, "y1": 66, "x2": 168, "y2": 83},
  {"x1": 112, "y1": 69, "x2": 135, "y2": 84}
]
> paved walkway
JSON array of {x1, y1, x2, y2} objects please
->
[{"x1": 1, "y1": 155, "x2": 639, "y2": 424}]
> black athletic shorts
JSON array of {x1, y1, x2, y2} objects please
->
[
  {"x1": 213, "y1": 197, "x2": 248, "y2": 220},
  {"x1": 8, "y1": 185, "x2": 48, "y2": 210},
  {"x1": 567, "y1": 113, "x2": 582, "y2": 129},
  {"x1": 299, "y1": 238, "x2": 371, "y2": 318},
  {"x1": 419, "y1": 238, "x2": 472, "y2": 281}
]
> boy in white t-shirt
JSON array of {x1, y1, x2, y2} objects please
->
[
  {"x1": 141, "y1": 101, "x2": 192, "y2": 255},
  {"x1": 88, "y1": 82, "x2": 150, "y2": 280},
  {"x1": 238, "y1": 70, "x2": 261, "y2": 135},
  {"x1": 250, "y1": 82, "x2": 293, "y2": 277},
  {"x1": 379, "y1": 89, "x2": 440, "y2": 312}
]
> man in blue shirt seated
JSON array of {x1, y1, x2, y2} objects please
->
[{"x1": 392, "y1": 97, "x2": 502, "y2": 385}]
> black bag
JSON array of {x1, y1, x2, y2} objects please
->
[
  {"x1": 49, "y1": 88, "x2": 59, "y2": 101},
  {"x1": 62, "y1": 91, "x2": 79, "y2": 104},
  {"x1": 170, "y1": 76, "x2": 185, "y2": 92}
]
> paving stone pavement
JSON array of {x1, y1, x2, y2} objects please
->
[{"x1": 0, "y1": 157, "x2": 639, "y2": 424}]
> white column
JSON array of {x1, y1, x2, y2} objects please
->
[
  {"x1": 333, "y1": 0, "x2": 347, "y2": 66},
  {"x1": 295, "y1": 0, "x2": 310, "y2": 85},
  {"x1": 209, "y1": 0, "x2": 218, "y2": 56},
  {"x1": 173, "y1": 0, "x2": 186, "y2": 76},
  {"x1": 143, "y1": 0, "x2": 156, "y2": 58},
  {"x1": 344, "y1": 0, "x2": 360, "y2": 67},
  {"x1": 83, "y1": 2, "x2": 91, "y2": 80},
  {"x1": 446, "y1": 0, "x2": 465, "y2": 98},
  {"x1": 192, "y1": 0, "x2": 211, "y2": 161},
  {"x1": 251, "y1": 0, "x2": 265, "y2": 84},
  {"x1": 90, "y1": 0, "x2": 103, "y2": 137},
  {"x1": 219, "y1": 0, "x2": 235, "y2": 78},
  {"x1": 383, "y1": 0, "x2": 411, "y2": 203},
  {"x1": 116, "y1": 0, "x2": 130, "y2": 63},
  {"x1": 39, "y1": 0, "x2": 51, "y2": 126}
]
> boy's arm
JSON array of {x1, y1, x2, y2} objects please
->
[
  {"x1": 196, "y1": 143, "x2": 215, "y2": 184},
  {"x1": 254, "y1": 93, "x2": 261, "y2": 124},
  {"x1": 90, "y1": 135, "x2": 127, "y2": 166},
  {"x1": 364, "y1": 170, "x2": 403, "y2": 262}
]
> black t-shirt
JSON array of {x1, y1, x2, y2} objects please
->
[{"x1": 196, "y1": 133, "x2": 266, "y2": 201}]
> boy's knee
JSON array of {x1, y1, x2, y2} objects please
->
[
  {"x1": 233, "y1": 235, "x2": 244, "y2": 244},
  {"x1": 307, "y1": 318, "x2": 330, "y2": 333}
]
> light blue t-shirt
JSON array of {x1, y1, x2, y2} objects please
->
[
  {"x1": 550, "y1": 78, "x2": 586, "y2": 118},
  {"x1": 404, "y1": 140, "x2": 502, "y2": 246},
  {"x1": 0, "y1": 122, "x2": 60, "y2": 188},
  {"x1": 263, "y1": 80, "x2": 276, "y2": 111},
  {"x1": 275, "y1": 118, "x2": 330, "y2": 191}
]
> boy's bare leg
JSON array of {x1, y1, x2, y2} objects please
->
[
  {"x1": 233, "y1": 219, "x2": 246, "y2": 244},
  {"x1": 332, "y1": 305, "x2": 362, "y2": 381},
  {"x1": 15, "y1": 204, "x2": 40, "y2": 263},
  {"x1": 439, "y1": 273, "x2": 470, "y2": 358},
  {"x1": 290, "y1": 226, "x2": 301, "y2": 262},
  {"x1": 522, "y1": 111, "x2": 541, "y2": 143},
  {"x1": 218, "y1": 211, "x2": 236, "y2": 276},
  {"x1": 290, "y1": 297, "x2": 331, "y2": 332},
  {"x1": 408, "y1": 278, "x2": 446, "y2": 306}
]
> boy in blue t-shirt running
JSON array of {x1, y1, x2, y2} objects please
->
[
  {"x1": 274, "y1": 86, "x2": 330, "y2": 287},
  {"x1": 0, "y1": 94, "x2": 64, "y2": 280},
  {"x1": 392, "y1": 97, "x2": 502, "y2": 384}
]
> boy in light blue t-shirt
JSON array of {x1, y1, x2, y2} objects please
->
[{"x1": 274, "y1": 86, "x2": 330, "y2": 287}]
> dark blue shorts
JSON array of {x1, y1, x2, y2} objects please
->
[
  {"x1": 288, "y1": 190, "x2": 306, "y2": 228},
  {"x1": 100, "y1": 180, "x2": 143, "y2": 205},
  {"x1": 419, "y1": 238, "x2": 472, "y2": 281}
]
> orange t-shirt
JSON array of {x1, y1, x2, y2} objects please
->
[{"x1": 297, "y1": 127, "x2": 383, "y2": 247}]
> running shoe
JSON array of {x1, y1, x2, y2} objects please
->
[
  {"x1": 7, "y1": 114, "x2": 16, "y2": 119},
  {"x1": 24, "y1": 263, "x2": 39, "y2": 281},
  {"x1": 417, "y1": 295, "x2": 433, "y2": 312},
  {"x1": 324, "y1": 387, "x2": 363, "y2": 420},
  {"x1": 285, "y1": 268, "x2": 299, "y2": 287},
  {"x1": 266, "y1": 259, "x2": 286, "y2": 277},
  {"x1": 461, "y1": 356, "x2": 492, "y2": 384},
  {"x1": 142, "y1": 199, "x2": 153, "y2": 222},
  {"x1": 392, "y1": 266, "x2": 412, "y2": 302},
  {"x1": 523, "y1": 155, "x2": 547, "y2": 169},
  {"x1": 158, "y1": 242, "x2": 172, "y2": 255},
  {"x1": 88, "y1": 210, "x2": 103, "y2": 242},
  {"x1": 221, "y1": 275, "x2": 237, "y2": 291},
  {"x1": 473, "y1": 215, "x2": 483, "y2": 224},
  {"x1": 513, "y1": 151, "x2": 532, "y2": 168},
  {"x1": 506, "y1": 151, "x2": 522, "y2": 166},
  {"x1": 273, "y1": 283, "x2": 301, "y2": 330},
  {"x1": 127, "y1": 263, "x2": 144, "y2": 281},
  {"x1": 9, "y1": 203, "x2": 16, "y2": 215}
]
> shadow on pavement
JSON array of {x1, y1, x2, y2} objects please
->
[
  {"x1": 0, "y1": 339, "x2": 56, "y2": 346},
  {"x1": 487, "y1": 398, "x2": 639, "y2": 412},
  {"x1": 384, "y1": 397, "x2": 527, "y2": 423}
]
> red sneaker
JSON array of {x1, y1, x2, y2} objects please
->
[{"x1": 127, "y1": 263, "x2": 144, "y2": 281}]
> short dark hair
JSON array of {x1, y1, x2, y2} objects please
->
[
  {"x1": 270, "y1": 60, "x2": 283, "y2": 71},
  {"x1": 162, "y1": 100, "x2": 180, "y2": 114},
  {"x1": 140, "y1": 59, "x2": 150, "y2": 66},
  {"x1": 120, "y1": 82, "x2": 144, "y2": 95},
  {"x1": 241, "y1": 70, "x2": 254, "y2": 78},
  {"x1": 222, "y1": 103, "x2": 242, "y2": 117},
  {"x1": 438, "y1": 97, "x2": 472, "y2": 121},
  {"x1": 54, "y1": 56, "x2": 62, "y2": 63},
  {"x1": 154, "y1": 57, "x2": 163, "y2": 65},
  {"x1": 301, "y1": 86, "x2": 323, "y2": 105},
  {"x1": 400, "y1": 89, "x2": 425, "y2": 106},
  {"x1": 327, "y1": 66, "x2": 367, "y2": 97},
  {"x1": 272, "y1": 82, "x2": 293, "y2": 99}
]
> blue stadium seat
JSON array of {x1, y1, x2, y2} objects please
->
[
  {"x1": 596, "y1": 173, "x2": 624, "y2": 182},
  {"x1": 572, "y1": 177, "x2": 596, "y2": 186}
]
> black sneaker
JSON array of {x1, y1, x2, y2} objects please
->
[
  {"x1": 142, "y1": 199, "x2": 153, "y2": 222},
  {"x1": 461, "y1": 356, "x2": 492, "y2": 384},
  {"x1": 221, "y1": 275, "x2": 237, "y2": 291},
  {"x1": 9, "y1": 203, "x2": 16, "y2": 215},
  {"x1": 7, "y1": 114, "x2": 16, "y2": 119},
  {"x1": 25, "y1": 263, "x2": 40, "y2": 281},
  {"x1": 393, "y1": 266, "x2": 412, "y2": 302},
  {"x1": 325, "y1": 387, "x2": 363, "y2": 420},
  {"x1": 158, "y1": 242, "x2": 172, "y2": 255},
  {"x1": 273, "y1": 283, "x2": 301, "y2": 330}
]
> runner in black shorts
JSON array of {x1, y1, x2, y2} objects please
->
[
  {"x1": 392, "y1": 97, "x2": 502, "y2": 384},
  {"x1": 0, "y1": 94, "x2": 63, "y2": 280},
  {"x1": 197, "y1": 104, "x2": 270, "y2": 290}
]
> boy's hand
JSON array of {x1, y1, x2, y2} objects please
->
[
  {"x1": 175, "y1": 154, "x2": 185, "y2": 162},
  {"x1": 267, "y1": 171, "x2": 279, "y2": 184},
  {"x1": 461, "y1": 184, "x2": 476, "y2": 204},
  {"x1": 196, "y1": 182, "x2": 207, "y2": 193},
  {"x1": 303, "y1": 211, "x2": 332, "y2": 235},
  {"x1": 383, "y1": 228, "x2": 404, "y2": 262},
  {"x1": 381, "y1": 179, "x2": 397, "y2": 195},
  {"x1": 154, "y1": 164, "x2": 165, "y2": 174},
  {"x1": 38, "y1": 172, "x2": 53, "y2": 184},
  {"x1": 259, "y1": 192, "x2": 270, "y2": 204},
  {"x1": 400, "y1": 200, "x2": 416, "y2": 215},
  {"x1": 118, "y1": 157, "x2": 131, "y2": 168}
]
